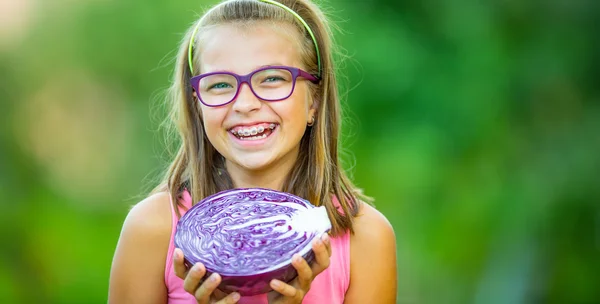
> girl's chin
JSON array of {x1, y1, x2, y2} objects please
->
[
  {"x1": 229, "y1": 155, "x2": 275, "y2": 172},
  {"x1": 217, "y1": 145, "x2": 280, "y2": 172}
]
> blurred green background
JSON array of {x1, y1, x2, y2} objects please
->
[{"x1": 1, "y1": 0, "x2": 599, "y2": 303}]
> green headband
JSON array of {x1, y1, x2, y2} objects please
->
[{"x1": 187, "y1": 0, "x2": 322, "y2": 78}]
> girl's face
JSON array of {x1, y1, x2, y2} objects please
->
[{"x1": 197, "y1": 22, "x2": 316, "y2": 179}]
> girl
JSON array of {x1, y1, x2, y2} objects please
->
[{"x1": 108, "y1": 0, "x2": 397, "y2": 303}]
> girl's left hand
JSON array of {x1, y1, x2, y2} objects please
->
[{"x1": 267, "y1": 233, "x2": 332, "y2": 304}]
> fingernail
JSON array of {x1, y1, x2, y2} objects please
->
[
  {"x1": 321, "y1": 233, "x2": 329, "y2": 242},
  {"x1": 210, "y1": 273, "x2": 219, "y2": 282},
  {"x1": 232, "y1": 293, "x2": 240, "y2": 301},
  {"x1": 272, "y1": 280, "x2": 281, "y2": 288}
]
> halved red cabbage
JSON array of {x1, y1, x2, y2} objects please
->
[{"x1": 174, "y1": 188, "x2": 332, "y2": 296}]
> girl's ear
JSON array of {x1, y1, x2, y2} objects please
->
[
  {"x1": 308, "y1": 107, "x2": 317, "y2": 124},
  {"x1": 309, "y1": 88, "x2": 320, "y2": 110},
  {"x1": 308, "y1": 93, "x2": 318, "y2": 125},
  {"x1": 306, "y1": 94, "x2": 319, "y2": 126}
]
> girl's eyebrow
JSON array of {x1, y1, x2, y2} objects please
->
[
  {"x1": 245, "y1": 63, "x2": 287, "y2": 73},
  {"x1": 204, "y1": 63, "x2": 287, "y2": 74},
  {"x1": 255, "y1": 63, "x2": 284, "y2": 69}
]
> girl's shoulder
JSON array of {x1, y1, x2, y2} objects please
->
[
  {"x1": 345, "y1": 201, "x2": 397, "y2": 303},
  {"x1": 115, "y1": 191, "x2": 173, "y2": 262},
  {"x1": 124, "y1": 191, "x2": 173, "y2": 237},
  {"x1": 109, "y1": 192, "x2": 173, "y2": 302},
  {"x1": 349, "y1": 201, "x2": 395, "y2": 251}
]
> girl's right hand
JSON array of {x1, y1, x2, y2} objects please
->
[{"x1": 173, "y1": 248, "x2": 241, "y2": 304}]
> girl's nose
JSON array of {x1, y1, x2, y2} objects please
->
[{"x1": 231, "y1": 83, "x2": 262, "y2": 113}]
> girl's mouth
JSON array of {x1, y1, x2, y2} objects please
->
[{"x1": 229, "y1": 123, "x2": 278, "y2": 141}]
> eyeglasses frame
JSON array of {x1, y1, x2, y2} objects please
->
[{"x1": 190, "y1": 65, "x2": 320, "y2": 107}]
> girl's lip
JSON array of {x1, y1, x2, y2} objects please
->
[
  {"x1": 229, "y1": 125, "x2": 277, "y2": 147},
  {"x1": 228, "y1": 122, "x2": 278, "y2": 131}
]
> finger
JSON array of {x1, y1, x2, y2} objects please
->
[
  {"x1": 213, "y1": 288, "x2": 228, "y2": 300},
  {"x1": 292, "y1": 254, "x2": 313, "y2": 291},
  {"x1": 322, "y1": 233, "x2": 332, "y2": 257},
  {"x1": 194, "y1": 273, "x2": 221, "y2": 303},
  {"x1": 216, "y1": 291, "x2": 241, "y2": 304},
  {"x1": 173, "y1": 248, "x2": 190, "y2": 279},
  {"x1": 311, "y1": 235, "x2": 331, "y2": 274},
  {"x1": 182, "y1": 263, "x2": 206, "y2": 294},
  {"x1": 270, "y1": 279, "x2": 300, "y2": 299}
]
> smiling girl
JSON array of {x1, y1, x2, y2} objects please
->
[{"x1": 108, "y1": 0, "x2": 397, "y2": 303}]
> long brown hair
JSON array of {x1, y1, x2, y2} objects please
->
[{"x1": 153, "y1": 0, "x2": 371, "y2": 235}]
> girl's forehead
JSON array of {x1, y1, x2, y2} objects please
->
[{"x1": 198, "y1": 23, "x2": 304, "y2": 74}]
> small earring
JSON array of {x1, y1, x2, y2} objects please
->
[{"x1": 307, "y1": 116, "x2": 315, "y2": 127}]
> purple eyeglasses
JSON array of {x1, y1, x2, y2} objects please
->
[{"x1": 190, "y1": 65, "x2": 320, "y2": 107}]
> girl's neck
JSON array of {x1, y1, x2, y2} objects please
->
[{"x1": 225, "y1": 153, "x2": 298, "y2": 192}]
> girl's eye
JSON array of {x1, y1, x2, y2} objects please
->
[
  {"x1": 264, "y1": 76, "x2": 284, "y2": 83},
  {"x1": 253, "y1": 69, "x2": 292, "y2": 85},
  {"x1": 209, "y1": 83, "x2": 233, "y2": 90}
]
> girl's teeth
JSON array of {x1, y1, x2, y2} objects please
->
[
  {"x1": 239, "y1": 133, "x2": 267, "y2": 140},
  {"x1": 230, "y1": 124, "x2": 277, "y2": 137}
]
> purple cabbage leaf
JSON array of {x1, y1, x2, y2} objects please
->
[{"x1": 174, "y1": 188, "x2": 332, "y2": 296}]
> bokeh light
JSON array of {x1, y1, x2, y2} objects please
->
[{"x1": 1, "y1": 0, "x2": 598, "y2": 303}]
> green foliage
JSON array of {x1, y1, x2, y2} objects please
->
[{"x1": 1, "y1": 0, "x2": 598, "y2": 303}]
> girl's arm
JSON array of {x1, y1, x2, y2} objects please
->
[
  {"x1": 108, "y1": 192, "x2": 172, "y2": 304},
  {"x1": 345, "y1": 203, "x2": 398, "y2": 304}
]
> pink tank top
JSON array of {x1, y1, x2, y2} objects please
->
[{"x1": 164, "y1": 191, "x2": 351, "y2": 304}]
